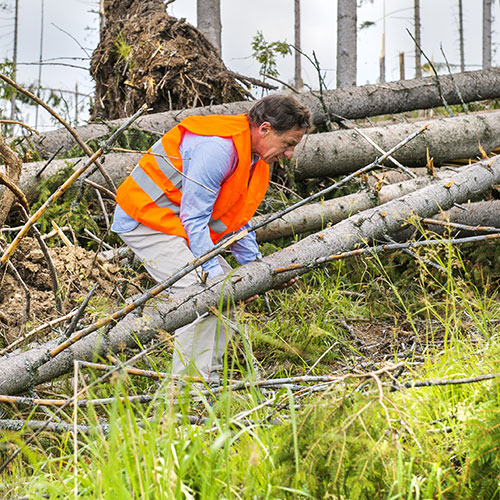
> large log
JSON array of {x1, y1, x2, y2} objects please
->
[
  {"x1": 0, "y1": 156, "x2": 499, "y2": 394},
  {"x1": 11, "y1": 109, "x2": 498, "y2": 205},
  {"x1": 254, "y1": 172, "x2": 452, "y2": 242},
  {"x1": 294, "y1": 110, "x2": 500, "y2": 179},
  {"x1": 32, "y1": 67, "x2": 500, "y2": 157}
]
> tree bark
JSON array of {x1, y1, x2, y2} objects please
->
[
  {"x1": 294, "y1": 0, "x2": 302, "y2": 90},
  {"x1": 483, "y1": 0, "x2": 492, "y2": 68},
  {"x1": 1, "y1": 156, "x2": 499, "y2": 394},
  {"x1": 414, "y1": 0, "x2": 422, "y2": 78},
  {"x1": 8, "y1": 109, "x2": 500, "y2": 207},
  {"x1": 197, "y1": 0, "x2": 222, "y2": 55},
  {"x1": 294, "y1": 110, "x2": 500, "y2": 179},
  {"x1": 458, "y1": 0, "x2": 465, "y2": 72},
  {"x1": 430, "y1": 200, "x2": 500, "y2": 233},
  {"x1": 336, "y1": 0, "x2": 357, "y2": 88},
  {"x1": 32, "y1": 67, "x2": 500, "y2": 158},
  {"x1": 254, "y1": 172, "x2": 452, "y2": 242}
]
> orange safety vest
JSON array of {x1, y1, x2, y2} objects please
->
[{"x1": 115, "y1": 114, "x2": 270, "y2": 243}]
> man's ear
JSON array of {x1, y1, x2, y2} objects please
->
[{"x1": 259, "y1": 121, "x2": 272, "y2": 136}]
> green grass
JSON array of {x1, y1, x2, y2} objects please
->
[{"x1": 2, "y1": 237, "x2": 500, "y2": 499}]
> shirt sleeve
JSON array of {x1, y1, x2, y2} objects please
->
[
  {"x1": 179, "y1": 135, "x2": 236, "y2": 278},
  {"x1": 230, "y1": 224, "x2": 262, "y2": 265}
]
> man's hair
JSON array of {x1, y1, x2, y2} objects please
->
[{"x1": 246, "y1": 94, "x2": 312, "y2": 132}]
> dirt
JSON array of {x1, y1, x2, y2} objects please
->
[
  {"x1": 0, "y1": 237, "x2": 125, "y2": 346},
  {"x1": 90, "y1": 0, "x2": 253, "y2": 120}
]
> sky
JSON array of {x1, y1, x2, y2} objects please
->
[{"x1": 0, "y1": 0, "x2": 498, "y2": 131}]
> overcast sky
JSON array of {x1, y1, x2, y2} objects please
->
[{"x1": 1, "y1": 0, "x2": 498, "y2": 131}]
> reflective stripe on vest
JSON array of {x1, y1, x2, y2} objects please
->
[
  {"x1": 130, "y1": 165, "x2": 180, "y2": 213},
  {"x1": 208, "y1": 218, "x2": 227, "y2": 233}
]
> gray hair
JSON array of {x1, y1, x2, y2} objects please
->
[{"x1": 246, "y1": 94, "x2": 312, "y2": 132}]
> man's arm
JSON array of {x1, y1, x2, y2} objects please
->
[
  {"x1": 230, "y1": 224, "x2": 262, "y2": 265},
  {"x1": 180, "y1": 134, "x2": 236, "y2": 277}
]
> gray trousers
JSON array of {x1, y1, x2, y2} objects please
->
[{"x1": 119, "y1": 223, "x2": 231, "y2": 381}]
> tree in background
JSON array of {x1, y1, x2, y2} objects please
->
[
  {"x1": 196, "y1": 0, "x2": 221, "y2": 55},
  {"x1": 458, "y1": 0, "x2": 465, "y2": 72},
  {"x1": 336, "y1": 0, "x2": 357, "y2": 88},
  {"x1": 294, "y1": 0, "x2": 302, "y2": 90},
  {"x1": 414, "y1": 0, "x2": 422, "y2": 78},
  {"x1": 483, "y1": 0, "x2": 492, "y2": 68}
]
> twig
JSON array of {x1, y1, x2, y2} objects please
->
[
  {"x1": 0, "y1": 120, "x2": 39, "y2": 135},
  {"x1": 0, "y1": 309, "x2": 77, "y2": 356},
  {"x1": 0, "y1": 418, "x2": 109, "y2": 435},
  {"x1": 396, "y1": 372, "x2": 500, "y2": 390},
  {"x1": 111, "y1": 147, "x2": 217, "y2": 194},
  {"x1": 329, "y1": 112, "x2": 417, "y2": 178},
  {"x1": 421, "y1": 217, "x2": 500, "y2": 233},
  {"x1": 0, "y1": 104, "x2": 148, "y2": 268},
  {"x1": 18, "y1": 205, "x2": 63, "y2": 313},
  {"x1": 0, "y1": 72, "x2": 117, "y2": 192},
  {"x1": 62, "y1": 284, "x2": 98, "y2": 339},
  {"x1": 406, "y1": 29, "x2": 454, "y2": 117},
  {"x1": 83, "y1": 228, "x2": 113, "y2": 250},
  {"x1": 83, "y1": 178, "x2": 116, "y2": 200},
  {"x1": 36, "y1": 146, "x2": 64, "y2": 177},
  {"x1": 261, "y1": 73, "x2": 299, "y2": 94},
  {"x1": 440, "y1": 43, "x2": 469, "y2": 114},
  {"x1": 94, "y1": 187, "x2": 110, "y2": 230},
  {"x1": 274, "y1": 232, "x2": 500, "y2": 274}
]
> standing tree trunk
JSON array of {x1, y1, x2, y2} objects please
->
[
  {"x1": 197, "y1": 0, "x2": 222, "y2": 55},
  {"x1": 336, "y1": 0, "x2": 357, "y2": 88},
  {"x1": 9, "y1": 0, "x2": 19, "y2": 124},
  {"x1": 294, "y1": 0, "x2": 302, "y2": 90},
  {"x1": 458, "y1": 0, "x2": 465, "y2": 72},
  {"x1": 414, "y1": 0, "x2": 422, "y2": 78},
  {"x1": 483, "y1": 0, "x2": 492, "y2": 68}
]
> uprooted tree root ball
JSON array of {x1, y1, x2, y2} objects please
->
[{"x1": 90, "y1": 0, "x2": 253, "y2": 120}]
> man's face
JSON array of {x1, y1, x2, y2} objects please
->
[{"x1": 254, "y1": 122, "x2": 305, "y2": 164}]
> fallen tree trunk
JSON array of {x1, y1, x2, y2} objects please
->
[
  {"x1": 424, "y1": 200, "x2": 500, "y2": 234},
  {"x1": 11, "y1": 106, "x2": 495, "y2": 205},
  {"x1": 32, "y1": 67, "x2": 500, "y2": 157},
  {"x1": 2, "y1": 152, "x2": 141, "y2": 203},
  {"x1": 294, "y1": 110, "x2": 500, "y2": 179},
  {"x1": 254, "y1": 171, "x2": 453, "y2": 242},
  {"x1": 1, "y1": 156, "x2": 499, "y2": 394}
]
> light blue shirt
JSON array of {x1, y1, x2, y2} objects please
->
[{"x1": 112, "y1": 131, "x2": 262, "y2": 277}]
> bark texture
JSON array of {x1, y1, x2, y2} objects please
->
[
  {"x1": 254, "y1": 173, "x2": 451, "y2": 242},
  {"x1": 197, "y1": 0, "x2": 221, "y2": 54},
  {"x1": 1, "y1": 156, "x2": 499, "y2": 394},
  {"x1": 0, "y1": 132, "x2": 22, "y2": 226},
  {"x1": 33, "y1": 67, "x2": 500, "y2": 157},
  {"x1": 336, "y1": 0, "x2": 357, "y2": 88},
  {"x1": 294, "y1": 110, "x2": 500, "y2": 179},
  {"x1": 431, "y1": 200, "x2": 500, "y2": 232}
]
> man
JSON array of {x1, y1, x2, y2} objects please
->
[{"x1": 111, "y1": 93, "x2": 311, "y2": 382}]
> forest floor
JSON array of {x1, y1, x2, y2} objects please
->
[{"x1": 1, "y1": 161, "x2": 500, "y2": 499}]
